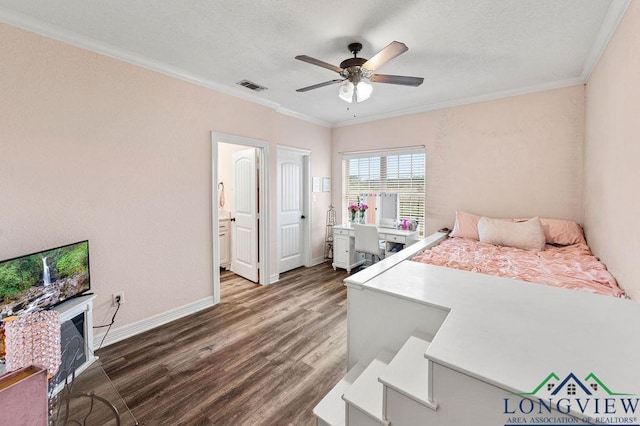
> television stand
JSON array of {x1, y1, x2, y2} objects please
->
[
  {"x1": 0, "y1": 294, "x2": 96, "y2": 384},
  {"x1": 49, "y1": 294, "x2": 97, "y2": 395}
]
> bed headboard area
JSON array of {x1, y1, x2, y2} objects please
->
[
  {"x1": 410, "y1": 210, "x2": 626, "y2": 299},
  {"x1": 450, "y1": 210, "x2": 587, "y2": 247}
]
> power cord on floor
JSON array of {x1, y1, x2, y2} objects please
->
[{"x1": 93, "y1": 297, "x2": 121, "y2": 351}]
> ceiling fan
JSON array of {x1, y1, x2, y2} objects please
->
[{"x1": 295, "y1": 41, "x2": 424, "y2": 103}]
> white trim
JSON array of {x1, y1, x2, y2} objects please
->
[
  {"x1": 276, "y1": 145, "x2": 312, "y2": 155},
  {"x1": 304, "y1": 153, "x2": 313, "y2": 268},
  {"x1": 0, "y1": 2, "x2": 627, "y2": 129},
  {"x1": 0, "y1": 8, "x2": 275, "y2": 110},
  {"x1": 311, "y1": 256, "x2": 328, "y2": 267},
  {"x1": 212, "y1": 132, "x2": 271, "y2": 294},
  {"x1": 270, "y1": 273, "x2": 280, "y2": 284},
  {"x1": 333, "y1": 0, "x2": 630, "y2": 129},
  {"x1": 211, "y1": 140, "x2": 221, "y2": 305},
  {"x1": 276, "y1": 107, "x2": 331, "y2": 128},
  {"x1": 580, "y1": 0, "x2": 631, "y2": 81},
  {"x1": 332, "y1": 77, "x2": 585, "y2": 128},
  {"x1": 94, "y1": 296, "x2": 215, "y2": 349},
  {"x1": 342, "y1": 146, "x2": 425, "y2": 160},
  {"x1": 0, "y1": 7, "x2": 331, "y2": 129}
]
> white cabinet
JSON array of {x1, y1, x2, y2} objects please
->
[
  {"x1": 332, "y1": 232, "x2": 349, "y2": 267},
  {"x1": 219, "y1": 218, "x2": 231, "y2": 270},
  {"x1": 332, "y1": 227, "x2": 365, "y2": 273}
]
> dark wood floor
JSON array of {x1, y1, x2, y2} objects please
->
[{"x1": 97, "y1": 263, "x2": 349, "y2": 426}]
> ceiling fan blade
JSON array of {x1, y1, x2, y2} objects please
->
[
  {"x1": 362, "y1": 41, "x2": 408, "y2": 71},
  {"x1": 295, "y1": 55, "x2": 343, "y2": 73},
  {"x1": 296, "y1": 79, "x2": 345, "y2": 92},
  {"x1": 371, "y1": 74, "x2": 424, "y2": 87}
]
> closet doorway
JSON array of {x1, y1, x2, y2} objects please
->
[{"x1": 211, "y1": 132, "x2": 270, "y2": 304}]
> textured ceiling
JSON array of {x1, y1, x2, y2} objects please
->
[{"x1": 0, "y1": 1, "x2": 629, "y2": 126}]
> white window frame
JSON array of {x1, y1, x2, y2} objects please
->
[{"x1": 342, "y1": 146, "x2": 426, "y2": 235}]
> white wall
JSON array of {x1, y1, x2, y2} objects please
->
[
  {"x1": 584, "y1": 1, "x2": 640, "y2": 300},
  {"x1": 331, "y1": 86, "x2": 586, "y2": 234},
  {"x1": 0, "y1": 23, "x2": 332, "y2": 330}
]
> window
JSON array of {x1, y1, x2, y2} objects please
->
[
  {"x1": 567, "y1": 383, "x2": 576, "y2": 395},
  {"x1": 342, "y1": 148, "x2": 425, "y2": 235}
]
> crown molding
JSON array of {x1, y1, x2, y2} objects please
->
[
  {"x1": 333, "y1": 0, "x2": 631, "y2": 128},
  {"x1": 0, "y1": 7, "x2": 332, "y2": 128},
  {"x1": 0, "y1": 1, "x2": 630, "y2": 130},
  {"x1": 332, "y1": 77, "x2": 585, "y2": 128},
  {"x1": 276, "y1": 107, "x2": 331, "y2": 128},
  {"x1": 0, "y1": 7, "x2": 326, "y2": 119},
  {"x1": 580, "y1": 0, "x2": 631, "y2": 81}
]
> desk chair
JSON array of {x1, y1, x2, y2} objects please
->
[{"x1": 354, "y1": 224, "x2": 385, "y2": 267}]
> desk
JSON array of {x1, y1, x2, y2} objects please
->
[{"x1": 332, "y1": 224, "x2": 419, "y2": 273}]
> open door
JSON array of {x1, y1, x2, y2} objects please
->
[{"x1": 231, "y1": 148, "x2": 259, "y2": 282}]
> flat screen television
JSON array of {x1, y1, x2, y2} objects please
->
[{"x1": 0, "y1": 240, "x2": 90, "y2": 320}]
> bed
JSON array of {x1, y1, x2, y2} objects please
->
[{"x1": 411, "y1": 211, "x2": 625, "y2": 298}]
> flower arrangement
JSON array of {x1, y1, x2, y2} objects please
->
[
  {"x1": 348, "y1": 203, "x2": 368, "y2": 223},
  {"x1": 348, "y1": 204, "x2": 359, "y2": 223}
]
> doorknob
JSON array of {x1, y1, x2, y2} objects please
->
[
  {"x1": 230, "y1": 217, "x2": 236, "y2": 222},
  {"x1": 301, "y1": 215, "x2": 306, "y2": 219}
]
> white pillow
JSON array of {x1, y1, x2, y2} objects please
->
[{"x1": 477, "y1": 216, "x2": 545, "y2": 251}]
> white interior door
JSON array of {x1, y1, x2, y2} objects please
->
[
  {"x1": 278, "y1": 149, "x2": 305, "y2": 273},
  {"x1": 232, "y1": 148, "x2": 258, "y2": 282}
]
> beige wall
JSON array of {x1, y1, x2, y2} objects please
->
[
  {"x1": 332, "y1": 86, "x2": 586, "y2": 234},
  {"x1": 0, "y1": 23, "x2": 332, "y2": 329},
  {"x1": 3, "y1": 2, "x2": 638, "y2": 335},
  {"x1": 584, "y1": 1, "x2": 640, "y2": 300}
]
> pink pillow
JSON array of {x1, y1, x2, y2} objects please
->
[
  {"x1": 450, "y1": 211, "x2": 481, "y2": 240},
  {"x1": 541, "y1": 218, "x2": 586, "y2": 245},
  {"x1": 514, "y1": 217, "x2": 586, "y2": 245},
  {"x1": 478, "y1": 216, "x2": 546, "y2": 251}
]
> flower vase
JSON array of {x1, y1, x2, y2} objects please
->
[
  {"x1": 359, "y1": 210, "x2": 365, "y2": 224},
  {"x1": 350, "y1": 210, "x2": 357, "y2": 224}
]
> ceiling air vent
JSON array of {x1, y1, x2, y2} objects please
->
[{"x1": 236, "y1": 79, "x2": 268, "y2": 92}]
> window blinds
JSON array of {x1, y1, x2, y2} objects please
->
[{"x1": 342, "y1": 148, "x2": 425, "y2": 235}]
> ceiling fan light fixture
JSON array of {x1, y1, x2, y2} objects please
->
[
  {"x1": 338, "y1": 81, "x2": 354, "y2": 103},
  {"x1": 296, "y1": 41, "x2": 423, "y2": 102},
  {"x1": 355, "y1": 80, "x2": 373, "y2": 102},
  {"x1": 338, "y1": 79, "x2": 373, "y2": 103}
]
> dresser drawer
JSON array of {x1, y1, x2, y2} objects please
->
[
  {"x1": 334, "y1": 228, "x2": 351, "y2": 236},
  {"x1": 219, "y1": 220, "x2": 230, "y2": 232},
  {"x1": 381, "y1": 234, "x2": 405, "y2": 243}
]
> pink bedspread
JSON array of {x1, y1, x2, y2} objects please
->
[{"x1": 411, "y1": 237, "x2": 625, "y2": 298}]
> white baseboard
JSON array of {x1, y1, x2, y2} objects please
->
[
  {"x1": 310, "y1": 256, "x2": 328, "y2": 267},
  {"x1": 269, "y1": 273, "x2": 279, "y2": 284},
  {"x1": 94, "y1": 296, "x2": 215, "y2": 350}
]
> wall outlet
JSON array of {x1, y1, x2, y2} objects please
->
[{"x1": 112, "y1": 291, "x2": 125, "y2": 307}]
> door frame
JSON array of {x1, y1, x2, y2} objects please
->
[
  {"x1": 211, "y1": 132, "x2": 270, "y2": 304},
  {"x1": 277, "y1": 145, "x2": 312, "y2": 272}
]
